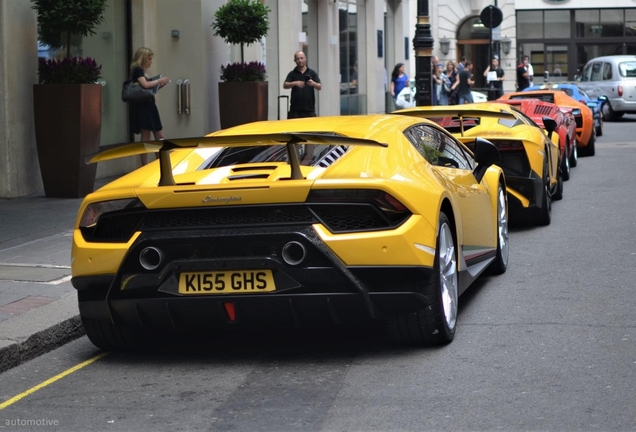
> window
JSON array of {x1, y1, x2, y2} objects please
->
[
  {"x1": 405, "y1": 125, "x2": 473, "y2": 170},
  {"x1": 580, "y1": 62, "x2": 593, "y2": 82},
  {"x1": 590, "y1": 62, "x2": 603, "y2": 81},
  {"x1": 545, "y1": 10, "x2": 569, "y2": 39},
  {"x1": 626, "y1": 9, "x2": 636, "y2": 37},
  {"x1": 600, "y1": 9, "x2": 624, "y2": 37},
  {"x1": 619, "y1": 61, "x2": 636, "y2": 77},
  {"x1": 458, "y1": 16, "x2": 491, "y2": 40},
  {"x1": 575, "y1": 10, "x2": 600, "y2": 38},
  {"x1": 517, "y1": 11, "x2": 544, "y2": 39},
  {"x1": 339, "y1": 0, "x2": 365, "y2": 115},
  {"x1": 602, "y1": 62, "x2": 613, "y2": 80}
]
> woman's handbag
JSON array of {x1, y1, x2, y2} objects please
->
[
  {"x1": 121, "y1": 80, "x2": 155, "y2": 104},
  {"x1": 442, "y1": 76, "x2": 452, "y2": 94}
]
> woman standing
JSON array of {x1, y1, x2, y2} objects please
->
[
  {"x1": 129, "y1": 47, "x2": 170, "y2": 165},
  {"x1": 445, "y1": 61, "x2": 459, "y2": 105},
  {"x1": 390, "y1": 63, "x2": 409, "y2": 101},
  {"x1": 432, "y1": 64, "x2": 443, "y2": 105},
  {"x1": 438, "y1": 64, "x2": 451, "y2": 106}
]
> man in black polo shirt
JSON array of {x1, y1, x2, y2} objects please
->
[
  {"x1": 484, "y1": 56, "x2": 505, "y2": 100},
  {"x1": 283, "y1": 51, "x2": 322, "y2": 118}
]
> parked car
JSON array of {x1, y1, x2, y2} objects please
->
[
  {"x1": 72, "y1": 114, "x2": 508, "y2": 350},
  {"x1": 395, "y1": 103, "x2": 562, "y2": 226},
  {"x1": 498, "y1": 90, "x2": 597, "y2": 157},
  {"x1": 471, "y1": 91, "x2": 488, "y2": 103},
  {"x1": 405, "y1": 79, "x2": 488, "y2": 105},
  {"x1": 498, "y1": 98, "x2": 578, "y2": 180},
  {"x1": 576, "y1": 55, "x2": 636, "y2": 121},
  {"x1": 524, "y1": 82, "x2": 606, "y2": 137}
]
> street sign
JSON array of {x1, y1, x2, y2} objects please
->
[{"x1": 480, "y1": 5, "x2": 503, "y2": 29}]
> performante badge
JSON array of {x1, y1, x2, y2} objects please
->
[{"x1": 201, "y1": 196, "x2": 242, "y2": 203}]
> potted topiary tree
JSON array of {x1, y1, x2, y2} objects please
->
[
  {"x1": 212, "y1": 0, "x2": 271, "y2": 129},
  {"x1": 31, "y1": 0, "x2": 107, "y2": 198}
]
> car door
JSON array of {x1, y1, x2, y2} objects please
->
[
  {"x1": 600, "y1": 61, "x2": 615, "y2": 100},
  {"x1": 404, "y1": 124, "x2": 494, "y2": 249},
  {"x1": 580, "y1": 61, "x2": 603, "y2": 98}
]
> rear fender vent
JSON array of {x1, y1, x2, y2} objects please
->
[
  {"x1": 533, "y1": 106, "x2": 554, "y2": 116},
  {"x1": 317, "y1": 145, "x2": 349, "y2": 168}
]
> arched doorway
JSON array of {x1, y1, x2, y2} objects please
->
[{"x1": 457, "y1": 16, "x2": 491, "y2": 95}]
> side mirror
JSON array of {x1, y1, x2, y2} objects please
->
[
  {"x1": 543, "y1": 117, "x2": 557, "y2": 137},
  {"x1": 598, "y1": 95, "x2": 608, "y2": 102},
  {"x1": 473, "y1": 137, "x2": 500, "y2": 182}
]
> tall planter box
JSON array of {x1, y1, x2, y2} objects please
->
[
  {"x1": 33, "y1": 84, "x2": 102, "y2": 198},
  {"x1": 218, "y1": 81, "x2": 268, "y2": 129}
]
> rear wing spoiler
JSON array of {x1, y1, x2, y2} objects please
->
[
  {"x1": 394, "y1": 107, "x2": 517, "y2": 137},
  {"x1": 86, "y1": 133, "x2": 388, "y2": 186}
]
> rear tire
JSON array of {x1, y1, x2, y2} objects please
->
[
  {"x1": 488, "y1": 182, "x2": 509, "y2": 275},
  {"x1": 580, "y1": 130, "x2": 596, "y2": 157},
  {"x1": 81, "y1": 317, "x2": 138, "y2": 351},
  {"x1": 533, "y1": 159, "x2": 552, "y2": 226},
  {"x1": 569, "y1": 139, "x2": 578, "y2": 168},
  {"x1": 553, "y1": 168, "x2": 564, "y2": 201},
  {"x1": 388, "y1": 212, "x2": 458, "y2": 346},
  {"x1": 602, "y1": 102, "x2": 623, "y2": 121},
  {"x1": 561, "y1": 144, "x2": 570, "y2": 181}
]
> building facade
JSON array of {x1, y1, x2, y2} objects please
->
[
  {"x1": 0, "y1": 0, "x2": 411, "y2": 198},
  {"x1": 411, "y1": 0, "x2": 636, "y2": 93},
  {"x1": 4, "y1": 0, "x2": 633, "y2": 198}
]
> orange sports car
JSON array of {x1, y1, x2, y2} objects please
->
[{"x1": 498, "y1": 90, "x2": 596, "y2": 157}]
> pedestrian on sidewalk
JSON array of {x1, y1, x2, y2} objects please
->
[{"x1": 283, "y1": 51, "x2": 322, "y2": 118}]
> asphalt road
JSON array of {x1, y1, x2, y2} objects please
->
[{"x1": 1, "y1": 117, "x2": 635, "y2": 431}]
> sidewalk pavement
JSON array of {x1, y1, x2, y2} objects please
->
[{"x1": 0, "y1": 178, "x2": 113, "y2": 373}]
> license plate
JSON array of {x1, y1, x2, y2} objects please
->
[{"x1": 178, "y1": 270, "x2": 275, "y2": 295}]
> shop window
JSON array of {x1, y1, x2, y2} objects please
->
[
  {"x1": 600, "y1": 9, "x2": 624, "y2": 37},
  {"x1": 339, "y1": 0, "x2": 364, "y2": 115},
  {"x1": 517, "y1": 11, "x2": 543, "y2": 39},
  {"x1": 625, "y1": 9, "x2": 636, "y2": 37},
  {"x1": 545, "y1": 10, "x2": 569, "y2": 39},
  {"x1": 575, "y1": 10, "x2": 600, "y2": 38}
]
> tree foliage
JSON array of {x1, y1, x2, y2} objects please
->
[
  {"x1": 212, "y1": 0, "x2": 270, "y2": 47},
  {"x1": 32, "y1": 0, "x2": 107, "y2": 58}
]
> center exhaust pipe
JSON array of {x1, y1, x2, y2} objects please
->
[{"x1": 281, "y1": 241, "x2": 306, "y2": 266}]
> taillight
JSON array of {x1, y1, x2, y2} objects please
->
[
  {"x1": 307, "y1": 189, "x2": 408, "y2": 213},
  {"x1": 306, "y1": 189, "x2": 412, "y2": 232},
  {"x1": 80, "y1": 198, "x2": 144, "y2": 228},
  {"x1": 618, "y1": 85, "x2": 624, "y2": 97}
]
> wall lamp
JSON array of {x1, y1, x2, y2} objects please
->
[
  {"x1": 501, "y1": 36, "x2": 511, "y2": 55},
  {"x1": 439, "y1": 37, "x2": 450, "y2": 55}
]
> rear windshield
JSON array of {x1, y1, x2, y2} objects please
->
[
  {"x1": 202, "y1": 144, "x2": 348, "y2": 169},
  {"x1": 619, "y1": 61, "x2": 636, "y2": 78},
  {"x1": 510, "y1": 93, "x2": 555, "y2": 103}
]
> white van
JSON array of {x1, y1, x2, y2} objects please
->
[{"x1": 577, "y1": 55, "x2": 636, "y2": 120}]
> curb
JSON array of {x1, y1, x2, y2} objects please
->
[{"x1": 0, "y1": 293, "x2": 85, "y2": 374}]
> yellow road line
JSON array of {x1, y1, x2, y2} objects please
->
[{"x1": 0, "y1": 352, "x2": 109, "y2": 410}]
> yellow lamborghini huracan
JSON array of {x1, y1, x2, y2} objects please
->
[
  {"x1": 72, "y1": 114, "x2": 508, "y2": 350},
  {"x1": 395, "y1": 104, "x2": 563, "y2": 226}
]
